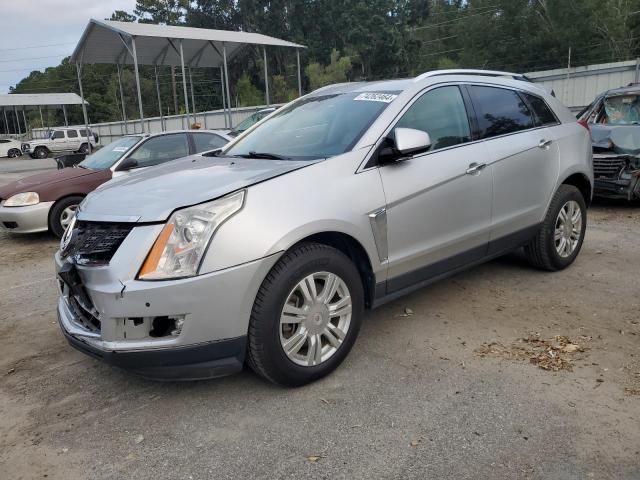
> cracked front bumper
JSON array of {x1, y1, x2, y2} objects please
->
[{"x1": 54, "y1": 225, "x2": 281, "y2": 380}]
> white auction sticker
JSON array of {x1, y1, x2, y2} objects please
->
[
  {"x1": 112, "y1": 147, "x2": 128, "y2": 152},
  {"x1": 354, "y1": 92, "x2": 398, "y2": 103}
]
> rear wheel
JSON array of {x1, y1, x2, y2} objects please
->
[
  {"x1": 49, "y1": 196, "x2": 83, "y2": 238},
  {"x1": 78, "y1": 143, "x2": 89, "y2": 154},
  {"x1": 524, "y1": 184, "x2": 587, "y2": 271},
  {"x1": 34, "y1": 146, "x2": 48, "y2": 159},
  {"x1": 247, "y1": 242, "x2": 364, "y2": 386},
  {"x1": 7, "y1": 148, "x2": 20, "y2": 158}
]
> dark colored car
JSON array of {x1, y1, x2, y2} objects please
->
[
  {"x1": 0, "y1": 130, "x2": 231, "y2": 237},
  {"x1": 578, "y1": 85, "x2": 640, "y2": 200}
]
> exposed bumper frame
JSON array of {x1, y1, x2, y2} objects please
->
[{"x1": 59, "y1": 310, "x2": 246, "y2": 380}]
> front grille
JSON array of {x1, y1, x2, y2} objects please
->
[
  {"x1": 68, "y1": 290, "x2": 101, "y2": 332},
  {"x1": 593, "y1": 157, "x2": 627, "y2": 179},
  {"x1": 62, "y1": 221, "x2": 135, "y2": 265}
]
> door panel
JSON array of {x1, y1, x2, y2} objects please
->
[
  {"x1": 380, "y1": 143, "x2": 493, "y2": 287},
  {"x1": 486, "y1": 128, "x2": 559, "y2": 241},
  {"x1": 377, "y1": 85, "x2": 493, "y2": 292}
]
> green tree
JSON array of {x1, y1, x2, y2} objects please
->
[
  {"x1": 305, "y1": 50, "x2": 352, "y2": 90},
  {"x1": 236, "y1": 73, "x2": 263, "y2": 106},
  {"x1": 134, "y1": 0, "x2": 188, "y2": 24}
]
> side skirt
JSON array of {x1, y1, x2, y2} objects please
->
[{"x1": 372, "y1": 224, "x2": 541, "y2": 309}]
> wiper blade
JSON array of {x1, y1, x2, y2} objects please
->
[{"x1": 240, "y1": 151, "x2": 290, "y2": 160}]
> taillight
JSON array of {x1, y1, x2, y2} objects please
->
[{"x1": 578, "y1": 119, "x2": 590, "y2": 131}]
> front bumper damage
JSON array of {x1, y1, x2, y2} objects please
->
[
  {"x1": 592, "y1": 153, "x2": 640, "y2": 200},
  {"x1": 54, "y1": 222, "x2": 280, "y2": 380}
]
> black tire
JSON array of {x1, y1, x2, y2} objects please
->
[
  {"x1": 34, "y1": 146, "x2": 49, "y2": 159},
  {"x1": 49, "y1": 196, "x2": 83, "y2": 238},
  {"x1": 78, "y1": 143, "x2": 89, "y2": 154},
  {"x1": 524, "y1": 184, "x2": 587, "y2": 271},
  {"x1": 8, "y1": 148, "x2": 20, "y2": 158},
  {"x1": 247, "y1": 242, "x2": 364, "y2": 387}
]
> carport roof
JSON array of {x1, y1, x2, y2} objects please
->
[
  {"x1": 71, "y1": 19, "x2": 306, "y2": 68},
  {"x1": 0, "y1": 93, "x2": 86, "y2": 108}
]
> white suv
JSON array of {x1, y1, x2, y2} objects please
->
[{"x1": 22, "y1": 127, "x2": 98, "y2": 158}]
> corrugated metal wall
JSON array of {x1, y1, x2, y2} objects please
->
[{"x1": 526, "y1": 59, "x2": 640, "y2": 111}]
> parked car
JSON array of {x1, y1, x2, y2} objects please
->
[
  {"x1": 54, "y1": 70, "x2": 593, "y2": 386},
  {"x1": 22, "y1": 127, "x2": 99, "y2": 159},
  {"x1": 227, "y1": 107, "x2": 277, "y2": 137},
  {"x1": 578, "y1": 84, "x2": 640, "y2": 200},
  {"x1": 0, "y1": 138, "x2": 23, "y2": 158},
  {"x1": 0, "y1": 130, "x2": 231, "y2": 237}
]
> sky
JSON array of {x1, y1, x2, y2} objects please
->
[{"x1": 0, "y1": 0, "x2": 136, "y2": 94}]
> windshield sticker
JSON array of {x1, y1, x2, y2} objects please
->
[
  {"x1": 354, "y1": 92, "x2": 398, "y2": 103},
  {"x1": 112, "y1": 147, "x2": 129, "y2": 152}
]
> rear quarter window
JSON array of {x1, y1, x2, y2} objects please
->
[
  {"x1": 523, "y1": 93, "x2": 559, "y2": 126},
  {"x1": 469, "y1": 85, "x2": 535, "y2": 139}
]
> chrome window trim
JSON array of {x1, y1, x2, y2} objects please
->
[{"x1": 356, "y1": 80, "x2": 559, "y2": 174}]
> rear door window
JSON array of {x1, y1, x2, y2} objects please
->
[
  {"x1": 127, "y1": 133, "x2": 189, "y2": 168},
  {"x1": 192, "y1": 132, "x2": 227, "y2": 152},
  {"x1": 395, "y1": 85, "x2": 471, "y2": 151},
  {"x1": 469, "y1": 86, "x2": 535, "y2": 139},
  {"x1": 66, "y1": 130, "x2": 78, "y2": 138},
  {"x1": 523, "y1": 93, "x2": 558, "y2": 126}
]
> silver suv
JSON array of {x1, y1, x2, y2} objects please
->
[{"x1": 55, "y1": 70, "x2": 593, "y2": 386}]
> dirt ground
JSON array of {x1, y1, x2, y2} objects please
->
[{"x1": 0, "y1": 161, "x2": 639, "y2": 479}]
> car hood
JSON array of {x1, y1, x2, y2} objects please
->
[
  {"x1": 79, "y1": 154, "x2": 318, "y2": 222},
  {"x1": 0, "y1": 167, "x2": 102, "y2": 200},
  {"x1": 590, "y1": 124, "x2": 640, "y2": 155}
]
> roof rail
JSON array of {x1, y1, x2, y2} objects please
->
[{"x1": 413, "y1": 69, "x2": 528, "y2": 82}]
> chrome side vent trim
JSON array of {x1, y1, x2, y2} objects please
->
[{"x1": 368, "y1": 208, "x2": 388, "y2": 263}]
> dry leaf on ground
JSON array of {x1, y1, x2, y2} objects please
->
[{"x1": 475, "y1": 334, "x2": 588, "y2": 372}]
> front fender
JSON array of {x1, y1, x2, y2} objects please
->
[{"x1": 198, "y1": 153, "x2": 387, "y2": 277}]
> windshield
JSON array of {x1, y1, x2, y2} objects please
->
[
  {"x1": 602, "y1": 95, "x2": 640, "y2": 125},
  {"x1": 223, "y1": 92, "x2": 397, "y2": 160},
  {"x1": 79, "y1": 136, "x2": 142, "y2": 170}
]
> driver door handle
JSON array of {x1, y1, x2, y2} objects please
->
[
  {"x1": 466, "y1": 162, "x2": 487, "y2": 175},
  {"x1": 538, "y1": 139, "x2": 553, "y2": 149}
]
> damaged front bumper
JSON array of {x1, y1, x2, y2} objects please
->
[
  {"x1": 592, "y1": 154, "x2": 640, "y2": 200},
  {"x1": 54, "y1": 223, "x2": 280, "y2": 380}
]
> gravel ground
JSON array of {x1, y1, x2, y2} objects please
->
[{"x1": 0, "y1": 161, "x2": 639, "y2": 479}]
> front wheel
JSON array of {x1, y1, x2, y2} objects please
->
[
  {"x1": 7, "y1": 148, "x2": 20, "y2": 158},
  {"x1": 247, "y1": 242, "x2": 364, "y2": 386},
  {"x1": 49, "y1": 196, "x2": 83, "y2": 238},
  {"x1": 34, "y1": 146, "x2": 48, "y2": 159},
  {"x1": 524, "y1": 184, "x2": 587, "y2": 271}
]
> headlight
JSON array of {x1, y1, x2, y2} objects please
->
[
  {"x1": 138, "y1": 190, "x2": 245, "y2": 280},
  {"x1": 4, "y1": 192, "x2": 39, "y2": 207}
]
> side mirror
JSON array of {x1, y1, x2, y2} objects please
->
[
  {"x1": 116, "y1": 157, "x2": 138, "y2": 171},
  {"x1": 394, "y1": 128, "x2": 431, "y2": 155},
  {"x1": 378, "y1": 128, "x2": 432, "y2": 164}
]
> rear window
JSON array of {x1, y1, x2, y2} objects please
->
[
  {"x1": 469, "y1": 86, "x2": 535, "y2": 139},
  {"x1": 523, "y1": 93, "x2": 558, "y2": 126}
]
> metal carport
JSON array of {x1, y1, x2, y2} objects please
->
[
  {"x1": 71, "y1": 19, "x2": 306, "y2": 133},
  {"x1": 0, "y1": 93, "x2": 86, "y2": 136}
]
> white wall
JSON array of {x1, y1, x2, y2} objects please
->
[
  {"x1": 31, "y1": 104, "x2": 282, "y2": 146},
  {"x1": 526, "y1": 60, "x2": 640, "y2": 110}
]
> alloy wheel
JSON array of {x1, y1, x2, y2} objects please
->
[
  {"x1": 60, "y1": 205, "x2": 78, "y2": 230},
  {"x1": 554, "y1": 200, "x2": 582, "y2": 258},
  {"x1": 279, "y1": 271, "x2": 352, "y2": 367}
]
